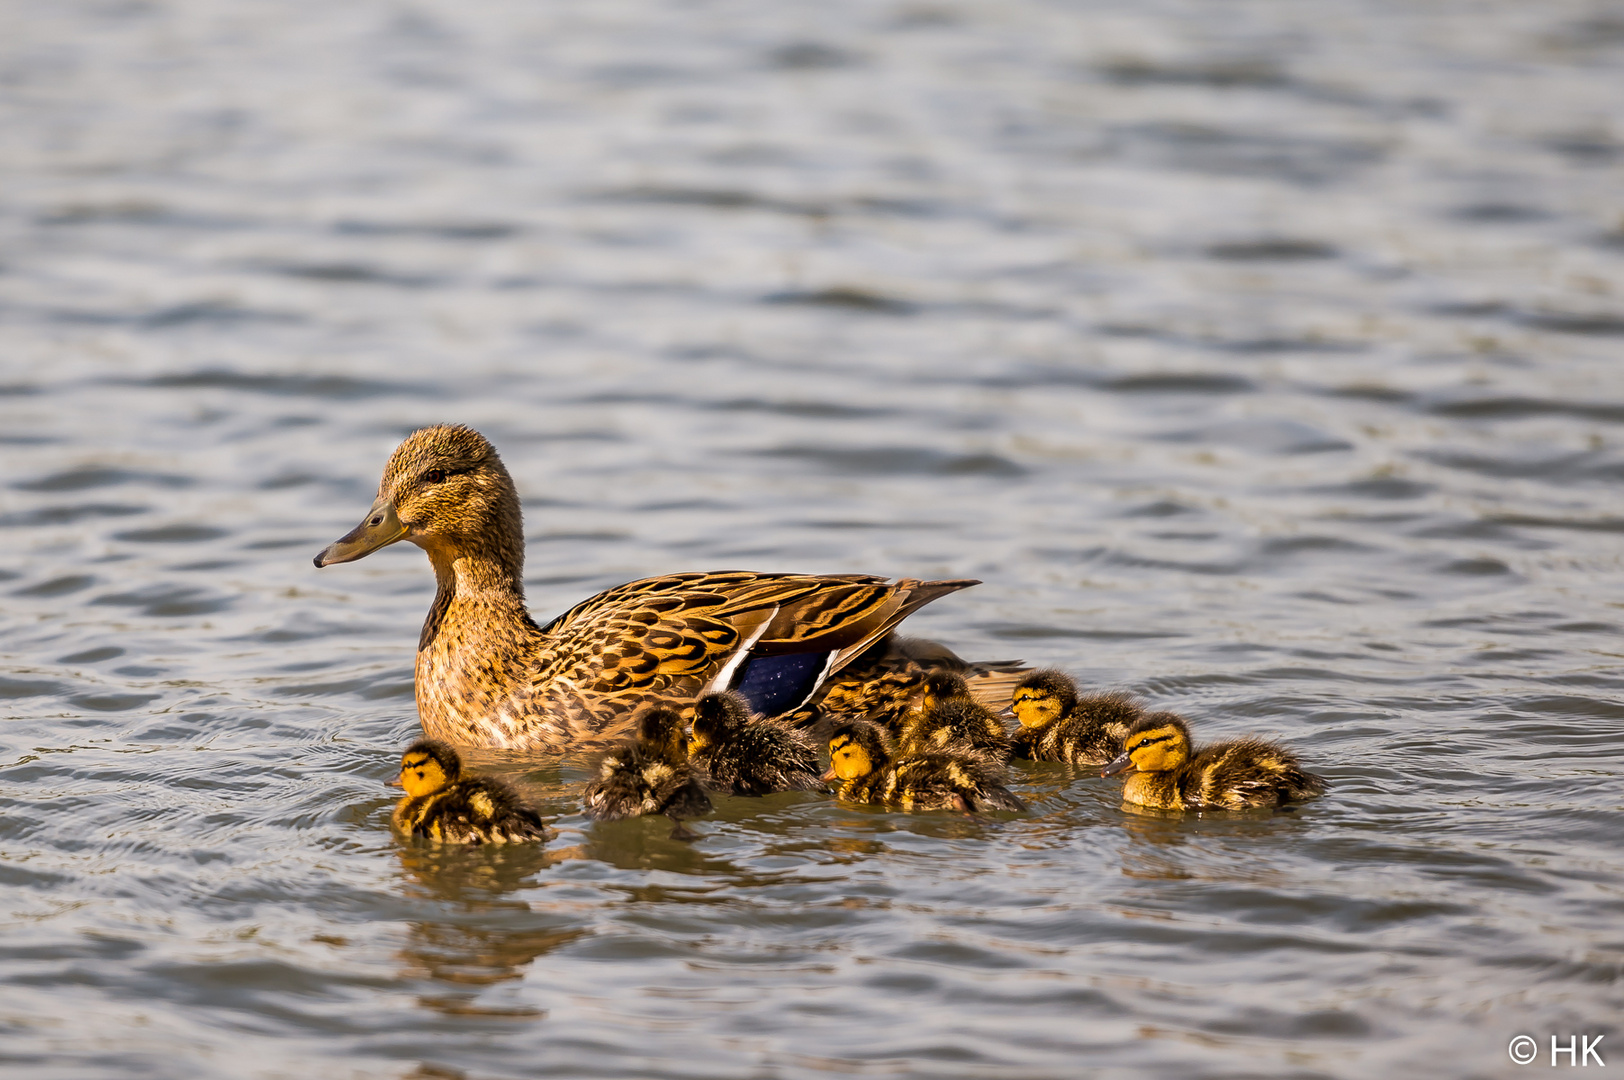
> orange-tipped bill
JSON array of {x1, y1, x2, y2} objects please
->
[{"x1": 314, "y1": 497, "x2": 407, "y2": 568}]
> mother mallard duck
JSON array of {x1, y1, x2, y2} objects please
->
[{"x1": 315, "y1": 424, "x2": 1019, "y2": 750}]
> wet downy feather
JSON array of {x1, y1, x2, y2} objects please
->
[
  {"x1": 826, "y1": 720, "x2": 1026, "y2": 813},
  {"x1": 894, "y1": 671, "x2": 1012, "y2": 760},
  {"x1": 582, "y1": 706, "x2": 713, "y2": 823},
  {"x1": 688, "y1": 690, "x2": 825, "y2": 796},
  {"x1": 1009, "y1": 669, "x2": 1140, "y2": 766},
  {"x1": 391, "y1": 738, "x2": 551, "y2": 845},
  {"x1": 1101, "y1": 712, "x2": 1326, "y2": 811}
]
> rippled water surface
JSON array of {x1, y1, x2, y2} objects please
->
[{"x1": 3, "y1": 1, "x2": 1623, "y2": 1077}]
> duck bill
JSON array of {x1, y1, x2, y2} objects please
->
[
  {"x1": 1101, "y1": 751, "x2": 1137, "y2": 777},
  {"x1": 821, "y1": 767, "x2": 837, "y2": 783},
  {"x1": 314, "y1": 497, "x2": 407, "y2": 567},
  {"x1": 386, "y1": 775, "x2": 404, "y2": 788}
]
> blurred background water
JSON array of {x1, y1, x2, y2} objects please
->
[{"x1": 2, "y1": 1, "x2": 1622, "y2": 1077}]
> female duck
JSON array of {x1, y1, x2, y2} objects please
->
[
  {"x1": 582, "y1": 705, "x2": 712, "y2": 829},
  {"x1": 315, "y1": 424, "x2": 1001, "y2": 750},
  {"x1": 391, "y1": 739, "x2": 551, "y2": 844},
  {"x1": 894, "y1": 671, "x2": 1011, "y2": 760},
  {"x1": 1008, "y1": 669, "x2": 1139, "y2": 766},
  {"x1": 825, "y1": 720, "x2": 1026, "y2": 814},
  {"x1": 1102, "y1": 713, "x2": 1326, "y2": 810},
  {"x1": 688, "y1": 691, "x2": 825, "y2": 796}
]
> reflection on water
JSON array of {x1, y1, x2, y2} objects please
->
[
  {"x1": 394, "y1": 846, "x2": 578, "y2": 1020},
  {"x1": 3, "y1": 0, "x2": 1624, "y2": 1076}
]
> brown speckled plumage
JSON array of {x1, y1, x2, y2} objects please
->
[
  {"x1": 791, "y1": 638, "x2": 1028, "y2": 735},
  {"x1": 315, "y1": 425, "x2": 998, "y2": 750},
  {"x1": 1009, "y1": 670, "x2": 1139, "y2": 766}
]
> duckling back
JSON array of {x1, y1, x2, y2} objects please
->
[
  {"x1": 690, "y1": 691, "x2": 824, "y2": 796},
  {"x1": 887, "y1": 752, "x2": 1027, "y2": 813},
  {"x1": 581, "y1": 707, "x2": 713, "y2": 822},
  {"x1": 1013, "y1": 690, "x2": 1140, "y2": 766},
  {"x1": 1182, "y1": 736, "x2": 1326, "y2": 809},
  {"x1": 828, "y1": 720, "x2": 1025, "y2": 814},
  {"x1": 397, "y1": 777, "x2": 551, "y2": 844},
  {"x1": 1106, "y1": 712, "x2": 1326, "y2": 811},
  {"x1": 896, "y1": 695, "x2": 1011, "y2": 761}
]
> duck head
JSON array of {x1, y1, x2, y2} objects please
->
[
  {"x1": 1102, "y1": 712, "x2": 1191, "y2": 777},
  {"x1": 824, "y1": 720, "x2": 889, "y2": 782},
  {"x1": 395, "y1": 738, "x2": 462, "y2": 797},
  {"x1": 1010, "y1": 669, "x2": 1078, "y2": 729},
  {"x1": 637, "y1": 705, "x2": 690, "y2": 763},
  {"x1": 314, "y1": 424, "x2": 524, "y2": 587},
  {"x1": 689, "y1": 691, "x2": 749, "y2": 756}
]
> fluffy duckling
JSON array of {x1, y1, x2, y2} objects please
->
[
  {"x1": 825, "y1": 720, "x2": 1026, "y2": 813},
  {"x1": 1102, "y1": 712, "x2": 1326, "y2": 810},
  {"x1": 1008, "y1": 669, "x2": 1139, "y2": 766},
  {"x1": 391, "y1": 739, "x2": 551, "y2": 844},
  {"x1": 688, "y1": 691, "x2": 826, "y2": 796},
  {"x1": 582, "y1": 706, "x2": 713, "y2": 830},
  {"x1": 895, "y1": 672, "x2": 1012, "y2": 760}
]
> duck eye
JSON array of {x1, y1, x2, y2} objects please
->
[{"x1": 422, "y1": 469, "x2": 446, "y2": 484}]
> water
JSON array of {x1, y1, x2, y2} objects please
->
[{"x1": 2, "y1": 1, "x2": 1622, "y2": 1076}]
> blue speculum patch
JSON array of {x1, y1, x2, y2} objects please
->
[{"x1": 731, "y1": 651, "x2": 831, "y2": 716}]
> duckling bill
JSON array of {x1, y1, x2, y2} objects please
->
[
  {"x1": 1102, "y1": 713, "x2": 1326, "y2": 811},
  {"x1": 391, "y1": 739, "x2": 551, "y2": 844}
]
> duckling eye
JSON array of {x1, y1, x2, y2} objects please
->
[{"x1": 422, "y1": 469, "x2": 446, "y2": 484}]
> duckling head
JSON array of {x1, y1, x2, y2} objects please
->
[
  {"x1": 637, "y1": 705, "x2": 689, "y2": 762},
  {"x1": 1010, "y1": 669, "x2": 1077, "y2": 729},
  {"x1": 1102, "y1": 713, "x2": 1191, "y2": 777},
  {"x1": 917, "y1": 671, "x2": 971, "y2": 713},
  {"x1": 824, "y1": 720, "x2": 889, "y2": 782},
  {"x1": 689, "y1": 691, "x2": 749, "y2": 756},
  {"x1": 315, "y1": 424, "x2": 524, "y2": 589},
  {"x1": 396, "y1": 738, "x2": 462, "y2": 797}
]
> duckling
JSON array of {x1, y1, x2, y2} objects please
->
[
  {"x1": 688, "y1": 691, "x2": 825, "y2": 796},
  {"x1": 391, "y1": 739, "x2": 551, "y2": 844},
  {"x1": 582, "y1": 706, "x2": 712, "y2": 832},
  {"x1": 1008, "y1": 669, "x2": 1139, "y2": 766},
  {"x1": 825, "y1": 720, "x2": 1026, "y2": 814},
  {"x1": 1101, "y1": 712, "x2": 1326, "y2": 810},
  {"x1": 894, "y1": 672, "x2": 1011, "y2": 760}
]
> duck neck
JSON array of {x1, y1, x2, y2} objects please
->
[{"x1": 419, "y1": 543, "x2": 534, "y2": 649}]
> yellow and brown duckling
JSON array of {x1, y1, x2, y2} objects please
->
[
  {"x1": 314, "y1": 424, "x2": 1005, "y2": 751},
  {"x1": 894, "y1": 671, "x2": 1012, "y2": 760},
  {"x1": 391, "y1": 739, "x2": 551, "y2": 844},
  {"x1": 582, "y1": 705, "x2": 713, "y2": 830},
  {"x1": 1008, "y1": 669, "x2": 1139, "y2": 766},
  {"x1": 825, "y1": 720, "x2": 1026, "y2": 814},
  {"x1": 688, "y1": 691, "x2": 825, "y2": 796},
  {"x1": 1101, "y1": 712, "x2": 1327, "y2": 811}
]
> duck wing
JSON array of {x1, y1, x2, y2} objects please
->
[{"x1": 538, "y1": 572, "x2": 980, "y2": 726}]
